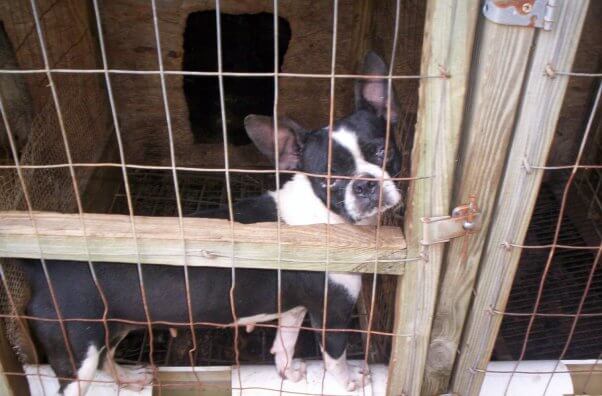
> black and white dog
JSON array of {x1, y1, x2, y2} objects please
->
[{"x1": 15, "y1": 52, "x2": 401, "y2": 395}]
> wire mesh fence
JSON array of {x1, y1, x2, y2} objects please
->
[
  {"x1": 0, "y1": 0, "x2": 599, "y2": 395},
  {"x1": 0, "y1": 0, "x2": 429, "y2": 395},
  {"x1": 466, "y1": 72, "x2": 602, "y2": 395}
]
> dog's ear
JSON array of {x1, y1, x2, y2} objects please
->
[
  {"x1": 244, "y1": 115, "x2": 305, "y2": 170},
  {"x1": 355, "y1": 52, "x2": 399, "y2": 124}
]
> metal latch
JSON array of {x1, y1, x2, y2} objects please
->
[
  {"x1": 483, "y1": 0, "x2": 558, "y2": 31},
  {"x1": 421, "y1": 195, "x2": 481, "y2": 246}
]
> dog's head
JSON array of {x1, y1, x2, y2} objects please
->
[{"x1": 244, "y1": 52, "x2": 402, "y2": 224}]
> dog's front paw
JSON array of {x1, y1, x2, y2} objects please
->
[
  {"x1": 344, "y1": 365, "x2": 371, "y2": 392},
  {"x1": 276, "y1": 359, "x2": 307, "y2": 382},
  {"x1": 113, "y1": 364, "x2": 154, "y2": 391}
]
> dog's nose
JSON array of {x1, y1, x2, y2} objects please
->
[{"x1": 353, "y1": 179, "x2": 379, "y2": 198}]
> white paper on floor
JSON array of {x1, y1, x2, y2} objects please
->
[{"x1": 232, "y1": 361, "x2": 387, "y2": 396}]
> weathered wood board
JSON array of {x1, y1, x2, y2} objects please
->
[
  {"x1": 0, "y1": 211, "x2": 406, "y2": 275},
  {"x1": 386, "y1": 0, "x2": 480, "y2": 394},
  {"x1": 422, "y1": 14, "x2": 537, "y2": 396}
]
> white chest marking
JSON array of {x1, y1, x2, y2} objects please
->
[{"x1": 268, "y1": 173, "x2": 361, "y2": 299}]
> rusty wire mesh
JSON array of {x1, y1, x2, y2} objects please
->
[
  {"x1": 0, "y1": 0, "x2": 429, "y2": 394},
  {"x1": 476, "y1": 62, "x2": 602, "y2": 396}
]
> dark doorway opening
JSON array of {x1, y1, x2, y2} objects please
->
[{"x1": 182, "y1": 11, "x2": 291, "y2": 146}]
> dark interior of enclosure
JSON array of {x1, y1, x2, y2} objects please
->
[{"x1": 182, "y1": 12, "x2": 291, "y2": 146}]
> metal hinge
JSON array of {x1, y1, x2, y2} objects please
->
[
  {"x1": 483, "y1": 0, "x2": 558, "y2": 31},
  {"x1": 420, "y1": 195, "x2": 481, "y2": 247}
]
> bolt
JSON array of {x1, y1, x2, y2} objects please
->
[{"x1": 522, "y1": 3, "x2": 533, "y2": 13}]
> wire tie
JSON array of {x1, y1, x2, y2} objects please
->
[
  {"x1": 545, "y1": 64, "x2": 557, "y2": 79},
  {"x1": 438, "y1": 65, "x2": 451, "y2": 79},
  {"x1": 200, "y1": 250, "x2": 216, "y2": 259},
  {"x1": 522, "y1": 157, "x2": 533, "y2": 174},
  {"x1": 419, "y1": 247, "x2": 429, "y2": 262}
]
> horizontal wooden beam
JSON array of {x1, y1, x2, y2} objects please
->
[{"x1": 0, "y1": 211, "x2": 406, "y2": 274}]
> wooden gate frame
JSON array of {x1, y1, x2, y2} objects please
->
[
  {"x1": 451, "y1": 1, "x2": 591, "y2": 394},
  {"x1": 389, "y1": 0, "x2": 591, "y2": 395}
]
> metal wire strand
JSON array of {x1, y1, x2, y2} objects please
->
[
  {"x1": 0, "y1": 67, "x2": 440, "y2": 80},
  {"x1": 212, "y1": 1, "x2": 242, "y2": 392},
  {"x1": 269, "y1": 2, "x2": 291, "y2": 395},
  {"x1": 149, "y1": 0, "x2": 203, "y2": 389},
  {"x1": 362, "y1": 1, "x2": 403, "y2": 394},
  {"x1": 0, "y1": 162, "x2": 430, "y2": 182},
  {"x1": 0, "y1": 313, "x2": 413, "y2": 338},
  {"x1": 89, "y1": 0, "x2": 163, "y2": 390},
  {"x1": 320, "y1": 0, "x2": 340, "y2": 393}
]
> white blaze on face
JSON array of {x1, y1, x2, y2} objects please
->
[
  {"x1": 332, "y1": 128, "x2": 401, "y2": 221},
  {"x1": 269, "y1": 174, "x2": 347, "y2": 225}
]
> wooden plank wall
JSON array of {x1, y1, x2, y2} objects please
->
[
  {"x1": 386, "y1": 1, "x2": 480, "y2": 394},
  {"x1": 451, "y1": 1, "x2": 591, "y2": 394}
]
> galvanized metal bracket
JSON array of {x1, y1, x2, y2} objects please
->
[
  {"x1": 420, "y1": 196, "x2": 482, "y2": 247},
  {"x1": 483, "y1": 0, "x2": 558, "y2": 31}
]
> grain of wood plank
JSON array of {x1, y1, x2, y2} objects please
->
[
  {"x1": 421, "y1": 17, "x2": 537, "y2": 396},
  {"x1": 0, "y1": 211, "x2": 406, "y2": 275},
  {"x1": 451, "y1": 2, "x2": 591, "y2": 394},
  {"x1": 386, "y1": 1, "x2": 480, "y2": 394}
]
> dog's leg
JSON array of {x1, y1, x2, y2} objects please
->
[
  {"x1": 103, "y1": 355, "x2": 153, "y2": 392},
  {"x1": 270, "y1": 306, "x2": 307, "y2": 382},
  {"x1": 102, "y1": 333, "x2": 153, "y2": 391},
  {"x1": 61, "y1": 345, "x2": 101, "y2": 396},
  {"x1": 308, "y1": 283, "x2": 371, "y2": 392},
  {"x1": 311, "y1": 321, "x2": 370, "y2": 391},
  {"x1": 322, "y1": 348, "x2": 370, "y2": 392},
  {"x1": 27, "y1": 293, "x2": 104, "y2": 396}
]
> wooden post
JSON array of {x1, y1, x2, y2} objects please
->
[
  {"x1": 451, "y1": 1, "x2": 591, "y2": 394},
  {"x1": 421, "y1": 11, "x2": 539, "y2": 396},
  {"x1": 386, "y1": 1, "x2": 479, "y2": 394}
]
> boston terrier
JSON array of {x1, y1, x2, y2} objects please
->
[{"x1": 14, "y1": 52, "x2": 402, "y2": 395}]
